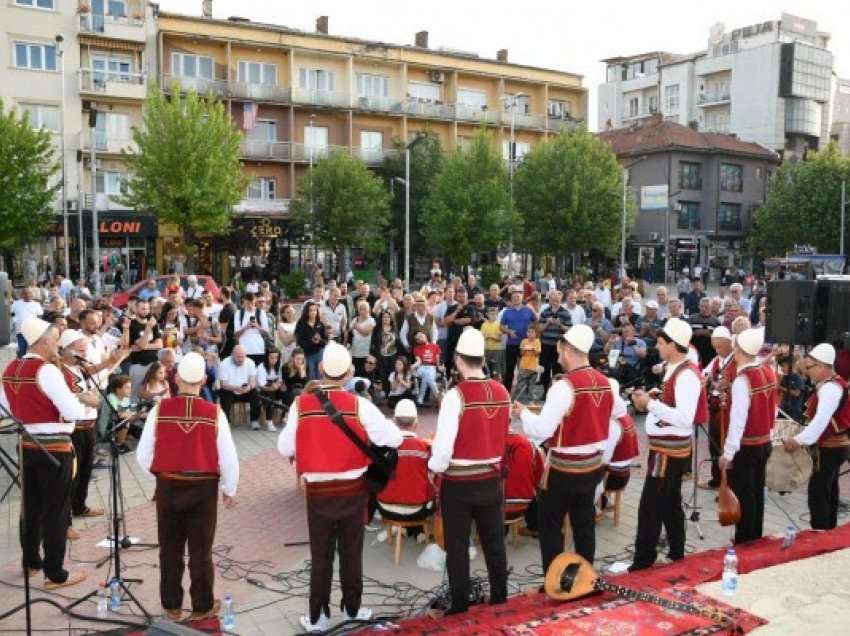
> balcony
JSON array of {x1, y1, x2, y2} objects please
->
[
  {"x1": 547, "y1": 116, "x2": 578, "y2": 132},
  {"x1": 81, "y1": 193, "x2": 132, "y2": 211},
  {"x1": 353, "y1": 95, "x2": 403, "y2": 114},
  {"x1": 401, "y1": 99, "x2": 456, "y2": 120},
  {"x1": 162, "y1": 74, "x2": 228, "y2": 98},
  {"x1": 291, "y1": 88, "x2": 350, "y2": 108},
  {"x1": 697, "y1": 91, "x2": 731, "y2": 107},
  {"x1": 78, "y1": 11, "x2": 146, "y2": 43},
  {"x1": 455, "y1": 105, "x2": 502, "y2": 126},
  {"x1": 233, "y1": 198, "x2": 291, "y2": 216},
  {"x1": 80, "y1": 130, "x2": 136, "y2": 155},
  {"x1": 505, "y1": 111, "x2": 547, "y2": 130},
  {"x1": 240, "y1": 140, "x2": 291, "y2": 161},
  {"x1": 229, "y1": 81, "x2": 290, "y2": 103},
  {"x1": 622, "y1": 106, "x2": 659, "y2": 121},
  {"x1": 355, "y1": 147, "x2": 401, "y2": 166},
  {"x1": 703, "y1": 122, "x2": 731, "y2": 134},
  {"x1": 290, "y1": 143, "x2": 348, "y2": 162},
  {"x1": 79, "y1": 69, "x2": 147, "y2": 100}
]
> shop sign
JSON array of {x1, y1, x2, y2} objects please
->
[
  {"x1": 250, "y1": 218, "x2": 283, "y2": 240},
  {"x1": 99, "y1": 220, "x2": 143, "y2": 234}
]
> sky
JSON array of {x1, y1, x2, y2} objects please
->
[{"x1": 156, "y1": 0, "x2": 850, "y2": 131}]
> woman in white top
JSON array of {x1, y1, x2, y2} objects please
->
[
  {"x1": 257, "y1": 348, "x2": 284, "y2": 432},
  {"x1": 349, "y1": 301, "x2": 376, "y2": 377},
  {"x1": 275, "y1": 303, "x2": 297, "y2": 364}
]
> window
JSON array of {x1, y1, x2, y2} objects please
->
[
  {"x1": 548, "y1": 100, "x2": 570, "y2": 118},
  {"x1": 357, "y1": 73, "x2": 389, "y2": 98},
  {"x1": 95, "y1": 171, "x2": 128, "y2": 195},
  {"x1": 14, "y1": 0, "x2": 55, "y2": 9},
  {"x1": 502, "y1": 140, "x2": 530, "y2": 163},
  {"x1": 360, "y1": 131, "x2": 383, "y2": 160},
  {"x1": 304, "y1": 125, "x2": 329, "y2": 156},
  {"x1": 107, "y1": 0, "x2": 126, "y2": 16},
  {"x1": 720, "y1": 163, "x2": 743, "y2": 192},
  {"x1": 92, "y1": 55, "x2": 131, "y2": 82},
  {"x1": 238, "y1": 61, "x2": 277, "y2": 85},
  {"x1": 247, "y1": 178, "x2": 275, "y2": 200},
  {"x1": 94, "y1": 112, "x2": 130, "y2": 148},
  {"x1": 719, "y1": 203, "x2": 742, "y2": 230},
  {"x1": 407, "y1": 82, "x2": 440, "y2": 101},
  {"x1": 648, "y1": 94, "x2": 657, "y2": 113},
  {"x1": 20, "y1": 103, "x2": 59, "y2": 132},
  {"x1": 679, "y1": 162, "x2": 702, "y2": 190},
  {"x1": 14, "y1": 42, "x2": 57, "y2": 71},
  {"x1": 298, "y1": 68, "x2": 335, "y2": 92},
  {"x1": 247, "y1": 120, "x2": 277, "y2": 142},
  {"x1": 665, "y1": 84, "x2": 680, "y2": 114},
  {"x1": 457, "y1": 135, "x2": 472, "y2": 150},
  {"x1": 677, "y1": 202, "x2": 700, "y2": 230},
  {"x1": 457, "y1": 88, "x2": 487, "y2": 110},
  {"x1": 628, "y1": 97, "x2": 639, "y2": 117},
  {"x1": 171, "y1": 52, "x2": 213, "y2": 80}
]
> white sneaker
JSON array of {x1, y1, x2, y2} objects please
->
[
  {"x1": 250, "y1": 421, "x2": 260, "y2": 431},
  {"x1": 265, "y1": 421, "x2": 278, "y2": 432},
  {"x1": 353, "y1": 607, "x2": 372, "y2": 620},
  {"x1": 299, "y1": 614, "x2": 329, "y2": 633}
]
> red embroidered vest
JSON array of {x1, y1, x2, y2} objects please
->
[
  {"x1": 737, "y1": 364, "x2": 776, "y2": 446},
  {"x1": 649, "y1": 361, "x2": 708, "y2": 458},
  {"x1": 708, "y1": 355, "x2": 737, "y2": 417},
  {"x1": 452, "y1": 378, "x2": 510, "y2": 463},
  {"x1": 295, "y1": 389, "x2": 369, "y2": 473},
  {"x1": 1, "y1": 358, "x2": 61, "y2": 426},
  {"x1": 504, "y1": 432, "x2": 544, "y2": 502},
  {"x1": 806, "y1": 375, "x2": 850, "y2": 448},
  {"x1": 611, "y1": 414, "x2": 640, "y2": 463},
  {"x1": 150, "y1": 395, "x2": 220, "y2": 474},
  {"x1": 378, "y1": 436, "x2": 433, "y2": 506}
]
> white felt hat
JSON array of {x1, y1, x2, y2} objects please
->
[
  {"x1": 394, "y1": 399, "x2": 418, "y2": 420},
  {"x1": 662, "y1": 318, "x2": 692, "y2": 348},
  {"x1": 21, "y1": 316, "x2": 51, "y2": 346},
  {"x1": 564, "y1": 324, "x2": 594, "y2": 354},
  {"x1": 177, "y1": 352, "x2": 206, "y2": 384},
  {"x1": 645, "y1": 300, "x2": 659, "y2": 310},
  {"x1": 58, "y1": 329, "x2": 85, "y2": 350},
  {"x1": 736, "y1": 328, "x2": 764, "y2": 356},
  {"x1": 808, "y1": 343, "x2": 836, "y2": 366},
  {"x1": 455, "y1": 327, "x2": 485, "y2": 357},
  {"x1": 322, "y1": 342, "x2": 352, "y2": 377},
  {"x1": 711, "y1": 326, "x2": 732, "y2": 341}
]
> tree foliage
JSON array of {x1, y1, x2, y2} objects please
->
[
  {"x1": 121, "y1": 85, "x2": 245, "y2": 260},
  {"x1": 290, "y1": 150, "x2": 391, "y2": 274},
  {"x1": 0, "y1": 100, "x2": 60, "y2": 250},
  {"x1": 421, "y1": 131, "x2": 517, "y2": 266},
  {"x1": 513, "y1": 127, "x2": 632, "y2": 258},
  {"x1": 751, "y1": 143, "x2": 850, "y2": 255}
]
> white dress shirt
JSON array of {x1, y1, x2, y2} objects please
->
[
  {"x1": 723, "y1": 361, "x2": 760, "y2": 461},
  {"x1": 278, "y1": 392, "x2": 402, "y2": 481},
  {"x1": 11, "y1": 299, "x2": 43, "y2": 331},
  {"x1": 399, "y1": 312, "x2": 439, "y2": 349},
  {"x1": 795, "y1": 380, "x2": 843, "y2": 447},
  {"x1": 0, "y1": 354, "x2": 88, "y2": 434},
  {"x1": 136, "y1": 402, "x2": 240, "y2": 496},
  {"x1": 519, "y1": 375, "x2": 626, "y2": 452},
  {"x1": 702, "y1": 351, "x2": 734, "y2": 377},
  {"x1": 645, "y1": 358, "x2": 701, "y2": 438}
]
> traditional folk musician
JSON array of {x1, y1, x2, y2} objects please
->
[{"x1": 701, "y1": 326, "x2": 735, "y2": 490}]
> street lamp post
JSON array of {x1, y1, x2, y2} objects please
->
[
  {"x1": 841, "y1": 178, "x2": 846, "y2": 256},
  {"x1": 504, "y1": 92, "x2": 528, "y2": 276},
  {"x1": 89, "y1": 106, "x2": 101, "y2": 293},
  {"x1": 404, "y1": 134, "x2": 426, "y2": 291},
  {"x1": 56, "y1": 34, "x2": 69, "y2": 278},
  {"x1": 621, "y1": 156, "x2": 647, "y2": 281}
]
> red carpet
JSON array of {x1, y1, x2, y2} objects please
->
[{"x1": 364, "y1": 523, "x2": 850, "y2": 635}]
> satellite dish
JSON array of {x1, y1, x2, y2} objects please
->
[{"x1": 709, "y1": 22, "x2": 725, "y2": 45}]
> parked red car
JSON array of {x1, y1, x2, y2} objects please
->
[{"x1": 112, "y1": 275, "x2": 222, "y2": 309}]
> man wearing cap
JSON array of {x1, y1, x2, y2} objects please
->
[
  {"x1": 782, "y1": 344, "x2": 850, "y2": 530},
  {"x1": 57, "y1": 330, "x2": 105, "y2": 540},
  {"x1": 630, "y1": 317, "x2": 708, "y2": 571},
  {"x1": 0, "y1": 317, "x2": 100, "y2": 589},
  {"x1": 718, "y1": 329, "x2": 776, "y2": 544},
  {"x1": 430, "y1": 328, "x2": 510, "y2": 614},
  {"x1": 701, "y1": 326, "x2": 736, "y2": 489},
  {"x1": 399, "y1": 293, "x2": 438, "y2": 354},
  {"x1": 136, "y1": 352, "x2": 239, "y2": 621},
  {"x1": 278, "y1": 342, "x2": 402, "y2": 632},
  {"x1": 515, "y1": 324, "x2": 625, "y2": 571}
]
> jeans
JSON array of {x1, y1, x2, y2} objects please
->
[
  {"x1": 306, "y1": 350, "x2": 323, "y2": 380},
  {"x1": 416, "y1": 365, "x2": 439, "y2": 404},
  {"x1": 16, "y1": 333, "x2": 27, "y2": 358}
]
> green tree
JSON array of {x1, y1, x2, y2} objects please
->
[
  {"x1": 421, "y1": 131, "x2": 516, "y2": 267},
  {"x1": 290, "y1": 151, "x2": 391, "y2": 278},
  {"x1": 513, "y1": 127, "x2": 632, "y2": 261},
  {"x1": 0, "y1": 100, "x2": 60, "y2": 253},
  {"x1": 751, "y1": 143, "x2": 850, "y2": 255},
  {"x1": 121, "y1": 85, "x2": 245, "y2": 267}
]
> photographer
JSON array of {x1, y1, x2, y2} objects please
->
[
  {"x1": 128, "y1": 299, "x2": 163, "y2": 399},
  {"x1": 604, "y1": 323, "x2": 647, "y2": 388}
]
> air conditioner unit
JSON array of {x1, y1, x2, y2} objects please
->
[
  {"x1": 649, "y1": 232, "x2": 660, "y2": 241},
  {"x1": 430, "y1": 70, "x2": 445, "y2": 83}
]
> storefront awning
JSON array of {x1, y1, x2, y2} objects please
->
[{"x1": 79, "y1": 35, "x2": 146, "y2": 51}]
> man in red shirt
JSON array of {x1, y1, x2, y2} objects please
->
[{"x1": 412, "y1": 332, "x2": 442, "y2": 406}]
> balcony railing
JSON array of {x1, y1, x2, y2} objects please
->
[
  {"x1": 697, "y1": 91, "x2": 731, "y2": 106},
  {"x1": 82, "y1": 193, "x2": 131, "y2": 211},
  {"x1": 401, "y1": 99, "x2": 456, "y2": 120},
  {"x1": 506, "y1": 111, "x2": 547, "y2": 129},
  {"x1": 547, "y1": 116, "x2": 578, "y2": 132},
  {"x1": 353, "y1": 95, "x2": 403, "y2": 113},
  {"x1": 291, "y1": 88, "x2": 351, "y2": 108},
  {"x1": 80, "y1": 130, "x2": 136, "y2": 155},
  {"x1": 290, "y1": 143, "x2": 349, "y2": 162},
  {"x1": 79, "y1": 11, "x2": 146, "y2": 43},
  {"x1": 229, "y1": 81, "x2": 291, "y2": 103},
  {"x1": 233, "y1": 198, "x2": 291, "y2": 215},
  {"x1": 455, "y1": 105, "x2": 502, "y2": 125},
  {"x1": 240, "y1": 140, "x2": 291, "y2": 161},
  {"x1": 355, "y1": 147, "x2": 401, "y2": 166},
  {"x1": 623, "y1": 106, "x2": 659, "y2": 121},
  {"x1": 79, "y1": 69, "x2": 146, "y2": 100},
  {"x1": 703, "y1": 122, "x2": 731, "y2": 134},
  {"x1": 162, "y1": 74, "x2": 229, "y2": 98}
]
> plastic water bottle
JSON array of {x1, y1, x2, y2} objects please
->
[
  {"x1": 108, "y1": 577, "x2": 122, "y2": 612},
  {"x1": 221, "y1": 593, "x2": 235, "y2": 631},
  {"x1": 96, "y1": 584, "x2": 108, "y2": 618},
  {"x1": 721, "y1": 549, "x2": 738, "y2": 597},
  {"x1": 782, "y1": 524, "x2": 798, "y2": 550}
]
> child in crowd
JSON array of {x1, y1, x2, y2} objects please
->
[
  {"x1": 481, "y1": 306, "x2": 505, "y2": 379},
  {"x1": 513, "y1": 324, "x2": 541, "y2": 402},
  {"x1": 412, "y1": 332, "x2": 442, "y2": 407},
  {"x1": 387, "y1": 356, "x2": 415, "y2": 408},
  {"x1": 139, "y1": 362, "x2": 170, "y2": 403},
  {"x1": 96, "y1": 374, "x2": 137, "y2": 454},
  {"x1": 202, "y1": 350, "x2": 218, "y2": 402}
]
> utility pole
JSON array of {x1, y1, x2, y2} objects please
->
[
  {"x1": 621, "y1": 168, "x2": 628, "y2": 275},
  {"x1": 504, "y1": 92, "x2": 527, "y2": 277},
  {"x1": 89, "y1": 106, "x2": 100, "y2": 294},
  {"x1": 56, "y1": 34, "x2": 69, "y2": 278}
]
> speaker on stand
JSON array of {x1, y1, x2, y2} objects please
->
[{"x1": 765, "y1": 280, "x2": 817, "y2": 345}]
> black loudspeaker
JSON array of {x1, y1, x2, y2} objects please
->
[
  {"x1": 816, "y1": 279, "x2": 850, "y2": 346},
  {"x1": 766, "y1": 280, "x2": 817, "y2": 345}
]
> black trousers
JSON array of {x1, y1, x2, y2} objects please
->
[
  {"x1": 71, "y1": 427, "x2": 97, "y2": 516},
  {"x1": 706, "y1": 411, "x2": 723, "y2": 487},
  {"x1": 540, "y1": 344, "x2": 560, "y2": 392},
  {"x1": 503, "y1": 344, "x2": 520, "y2": 392},
  {"x1": 155, "y1": 478, "x2": 219, "y2": 613},
  {"x1": 219, "y1": 389, "x2": 261, "y2": 423},
  {"x1": 808, "y1": 446, "x2": 850, "y2": 530},
  {"x1": 306, "y1": 490, "x2": 368, "y2": 623},
  {"x1": 20, "y1": 448, "x2": 74, "y2": 583},
  {"x1": 631, "y1": 453, "x2": 689, "y2": 571},
  {"x1": 441, "y1": 477, "x2": 507, "y2": 613},
  {"x1": 538, "y1": 469, "x2": 602, "y2": 571},
  {"x1": 728, "y1": 444, "x2": 771, "y2": 545}
]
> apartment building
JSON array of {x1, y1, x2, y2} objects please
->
[
  {"x1": 598, "y1": 13, "x2": 833, "y2": 160},
  {"x1": 156, "y1": 5, "x2": 586, "y2": 277},
  {"x1": 832, "y1": 77, "x2": 850, "y2": 156}
]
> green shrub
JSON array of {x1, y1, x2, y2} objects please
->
[{"x1": 280, "y1": 271, "x2": 307, "y2": 299}]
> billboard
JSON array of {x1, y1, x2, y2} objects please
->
[{"x1": 641, "y1": 185, "x2": 669, "y2": 211}]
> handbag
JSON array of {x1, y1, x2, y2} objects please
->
[{"x1": 315, "y1": 390, "x2": 398, "y2": 493}]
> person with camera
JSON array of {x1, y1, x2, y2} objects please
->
[
  {"x1": 719, "y1": 329, "x2": 775, "y2": 545},
  {"x1": 136, "y1": 352, "x2": 239, "y2": 622},
  {"x1": 604, "y1": 323, "x2": 647, "y2": 389},
  {"x1": 515, "y1": 324, "x2": 623, "y2": 571},
  {"x1": 128, "y1": 299, "x2": 163, "y2": 400},
  {"x1": 218, "y1": 345, "x2": 262, "y2": 430},
  {"x1": 430, "y1": 328, "x2": 510, "y2": 615},
  {"x1": 232, "y1": 293, "x2": 271, "y2": 368},
  {"x1": 630, "y1": 318, "x2": 708, "y2": 571},
  {"x1": 278, "y1": 342, "x2": 402, "y2": 633}
]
